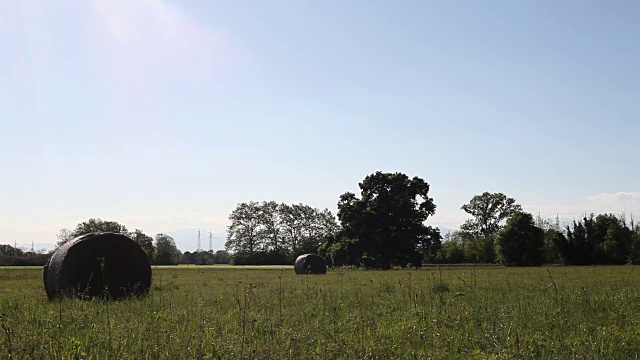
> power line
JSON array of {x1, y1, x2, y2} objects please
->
[{"x1": 196, "y1": 229, "x2": 202, "y2": 252}]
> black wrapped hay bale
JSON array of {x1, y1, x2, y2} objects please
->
[
  {"x1": 294, "y1": 253, "x2": 327, "y2": 275},
  {"x1": 43, "y1": 232, "x2": 151, "y2": 300}
]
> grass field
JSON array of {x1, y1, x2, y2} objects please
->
[{"x1": 2, "y1": 265, "x2": 640, "y2": 359}]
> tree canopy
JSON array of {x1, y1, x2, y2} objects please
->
[
  {"x1": 42, "y1": 193, "x2": 640, "y2": 268},
  {"x1": 154, "y1": 233, "x2": 181, "y2": 265},
  {"x1": 323, "y1": 171, "x2": 441, "y2": 269},
  {"x1": 460, "y1": 192, "x2": 522, "y2": 238},
  {"x1": 132, "y1": 229, "x2": 155, "y2": 264},
  {"x1": 495, "y1": 211, "x2": 545, "y2": 266},
  {"x1": 55, "y1": 219, "x2": 169, "y2": 265},
  {"x1": 56, "y1": 218, "x2": 129, "y2": 248},
  {"x1": 552, "y1": 213, "x2": 638, "y2": 265},
  {"x1": 437, "y1": 208, "x2": 640, "y2": 266},
  {"x1": 225, "y1": 201, "x2": 339, "y2": 265},
  {"x1": 70, "y1": 218, "x2": 129, "y2": 237}
]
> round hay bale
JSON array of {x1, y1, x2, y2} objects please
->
[
  {"x1": 294, "y1": 253, "x2": 327, "y2": 275},
  {"x1": 43, "y1": 232, "x2": 151, "y2": 300}
]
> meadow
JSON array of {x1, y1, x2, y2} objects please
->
[{"x1": 2, "y1": 265, "x2": 640, "y2": 359}]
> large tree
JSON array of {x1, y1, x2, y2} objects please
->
[
  {"x1": 460, "y1": 192, "x2": 522, "y2": 239},
  {"x1": 495, "y1": 211, "x2": 545, "y2": 266},
  {"x1": 154, "y1": 233, "x2": 181, "y2": 265},
  {"x1": 225, "y1": 201, "x2": 266, "y2": 257},
  {"x1": 330, "y1": 171, "x2": 440, "y2": 269},
  {"x1": 131, "y1": 229, "x2": 155, "y2": 264},
  {"x1": 70, "y1": 218, "x2": 128, "y2": 237},
  {"x1": 56, "y1": 218, "x2": 129, "y2": 248}
]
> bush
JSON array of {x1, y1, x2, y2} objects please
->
[
  {"x1": 231, "y1": 250, "x2": 291, "y2": 265},
  {"x1": 0, "y1": 254, "x2": 51, "y2": 266}
]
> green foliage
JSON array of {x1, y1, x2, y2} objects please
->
[
  {"x1": 0, "y1": 245, "x2": 50, "y2": 266},
  {"x1": 438, "y1": 239, "x2": 465, "y2": 263},
  {"x1": 534, "y1": 214, "x2": 564, "y2": 263},
  {"x1": 225, "y1": 201, "x2": 338, "y2": 264},
  {"x1": 230, "y1": 250, "x2": 290, "y2": 265},
  {"x1": 70, "y1": 218, "x2": 128, "y2": 238},
  {"x1": 4, "y1": 266, "x2": 640, "y2": 358},
  {"x1": 154, "y1": 233, "x2": 181, "y2": 265},
  {"x1": 495, "y1": 212, "x2": 545, "y2": 266},
  {"x1": 0, "y1": 244, "x2": 23, "y2": 257},
  {"x1": 456, "y1": 192, "x2": 522, "y2": 264},
  {"x1": 332, "y1": 171, "x2": 441, "y2": 269},
  {"x1": 460, "y1": 192, "x2": 522, "y2": 239},
  {"x1": 435, "y1": 231, "x2": 476, "y2": 263},
  {"x1": 319, "y1": 235, "x2": 359, "y2": 267},
  {"x1": 214, "y1": 250, "x2": 232, "y2": 264},
  {"x1": 56, "y1": 220, "x2": 156, "y2": 264},
  {"x1": 183, "y1": 250, "x2": 216, "y2": 265},
  {"x1": 131, "y1": 229, "x2": 155, "y2": 264},
  {"x1": 226, "y1": 201, "x2": 262, "y2": 256},
  {"x1": 55, "y1": 228, "x2": 74, "y2": 249},
  {"x1": 463, "y1": 236, "x2": 496, "y2": 263},
  {"x1": 543, "y1": 229, "x2": 564, "y2": 264},
  {"x1": 56, "y1": 218, "x2": 129, "y2": 249},
  {"x1": 554, "y1": 213, "x2": 636, "y2": 265},
  {"x1": 183, "y1": 250, "x2": 231, "y2": 265}
]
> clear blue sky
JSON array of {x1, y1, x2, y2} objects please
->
[{"x1": 2, "y1": 0, "x2": 639, "y2": 251}]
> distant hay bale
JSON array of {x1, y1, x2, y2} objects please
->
[
  {"x1": 43, "y1": 232, "x2": 152, "y2": 300},
  {"x1": 294, "y1": 253, "x2": 327, "y2": 275}
]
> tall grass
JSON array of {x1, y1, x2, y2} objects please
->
[{"x1": 1, "y1": 265, "x2": 640, "y2": 359}]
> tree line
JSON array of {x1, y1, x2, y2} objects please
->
[
  {"x1": 438, "y1": 192, "x2": 640, "y2": 266},
  {"x1": 224, "y1": 201, "x2": 339, "y2": 265},
  {"x1": 0, "y1": 245, "x2": 50, "y2": 266},
  {"x1": 55, "y1": 218, "x2": 231, "y2": 265},
  {"x1": 6, "y1": 171, "x2": 636, "y2": 269},
  {"x1": 226, "y1": 172, "x2": 640, "y2": 268},
  {"x1": 225, "y1": 172, "x2": 442, "y2": 268}
]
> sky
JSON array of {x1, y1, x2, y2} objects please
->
[{"x1": 1, "y1": 0, "x2": 639, "y2": 252}]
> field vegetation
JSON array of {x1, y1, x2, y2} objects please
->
[{"x1": 2, "y1": 265, "x2": 640, "y2": 359}]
